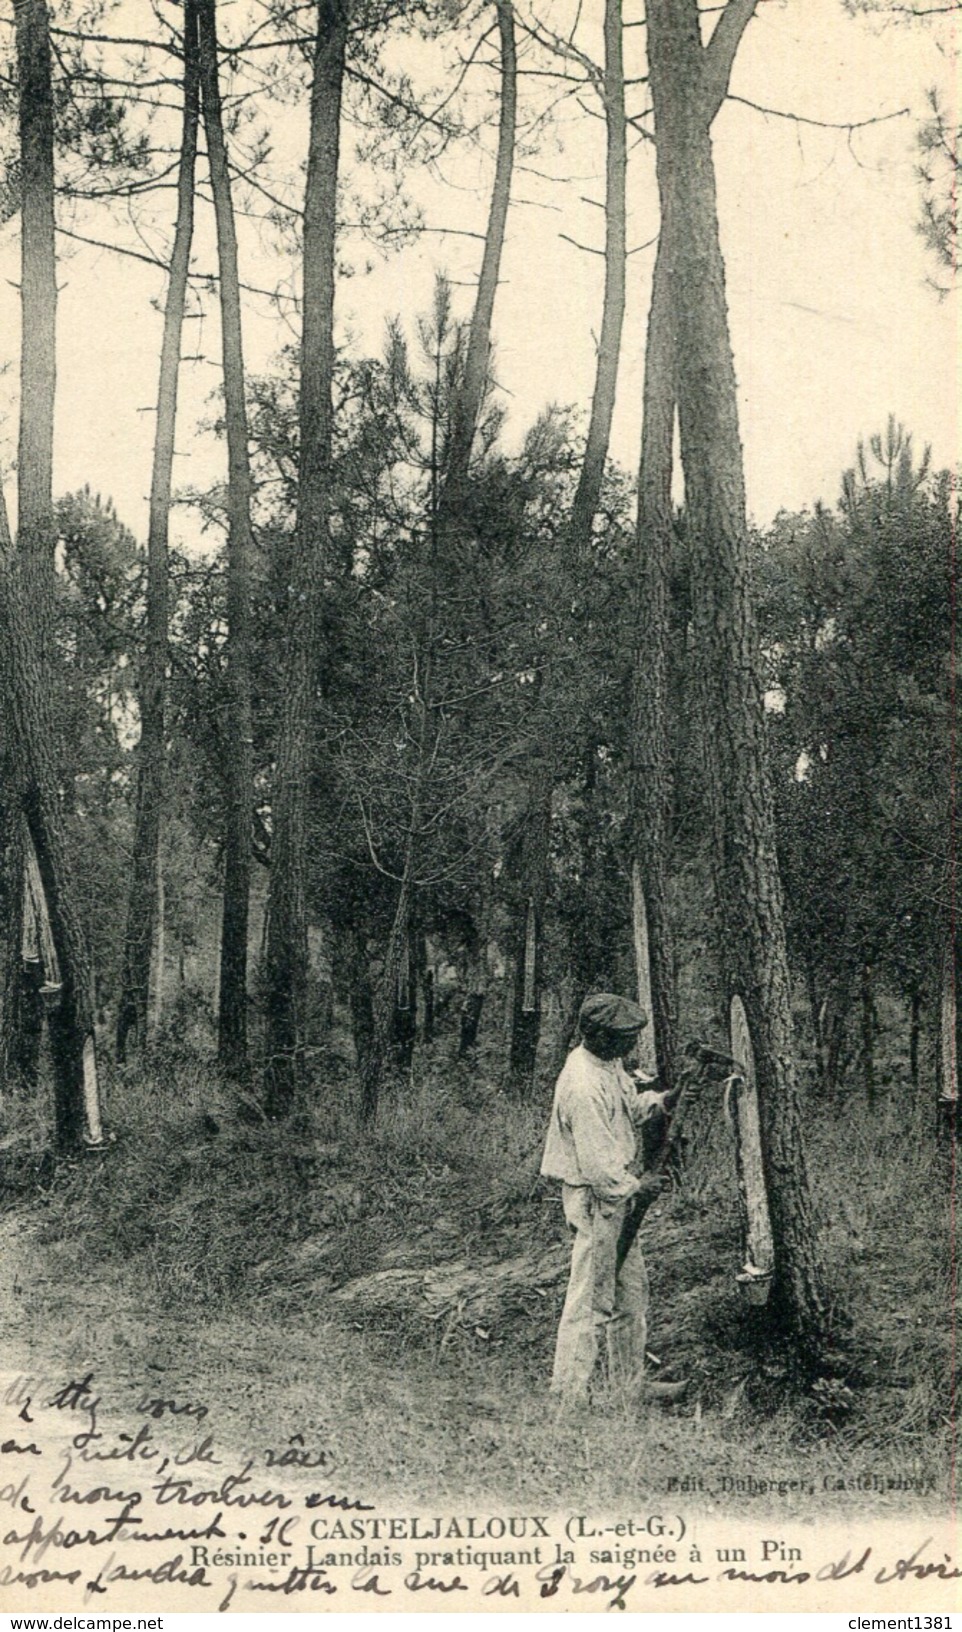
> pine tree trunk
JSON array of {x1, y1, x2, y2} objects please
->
[
  {"x1": 646, "y1": 0, "x2": 827, "y2": 1358},
  {"x1": 263, "y1": 0, "x2": 348, "y2": 1118},
  {"x1": 568, "y1": 0, "x2": 626, "y2": 544},
  {"x1": 198, "y1": 0, "x2": 257, "y2": 1081},
  {"x1": 362, "y1": 842, "x2": 414, "y2": 1123},
  {"x1": 116, "y1": 0, "x2": 199, "y2": 1062},
  {"x1": 15, "y1": 0, "x2": 55, "y2": 578},
  {"x1": 7, "y1": 0, "x2": 56, "y2": 1082},
  {"x1": 458, "y1": 906, "x2": 488, "y2": 1058},
  {"x1": 549, "y1": 0, "x2": 627, "y2": 1079},
  {"x1": 353, "y1": 0, "x2": 517, "y2": 1121},
  {"x1": 938, "y1": 929, "x2": 958, "y2": 1139},
  {"x1": 0, "y1": 778, "x2": 37, "y2": 1084},
  {"x1": 553, "y1": 743, "x2": 617, "y2": 1075},
  {"x1": 415, "y1": 929, "x2": 434, "y2": 1045},
  {"x1": 345, "y1": 924, "x2": 375, "y2": 1116},
  {"x1": 148, "y1": 851, "x2": 165, "y2": 1034},
  {"x1": 630, "y1": 226, "x2": 679, "y2": 1094},
  {"x1": 359, "y1": 891, "x2": 413, "y2": 1125},
  {"x1": 507, "y1": 771, "x2": 552, "y2": 1096},
  {"x1": 441, "y1": 0, "x2": 516, "y2": 510},
  {"x1": 1, "y1": 0, "x2": 102, "y2": 1149},
  {"x1": 0, "y1": 557, "x2": 102, "y2": 1148},
  {"x1": 391, "y1": 913, "x2": 417, "y2": 1072},
  {"x1": 825, "y1": 996, "x2": 848, "y2": 1095},
  {"x1": 909, "y1": 983, "x2": 921, "y2": 1090},
  {"x1": 860, "y1": 961, "x2": 876, "y2": 1106},
  {"x1": 805, "y1": 957, "x2": 824, "y2": 1083}
]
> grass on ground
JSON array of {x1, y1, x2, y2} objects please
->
[{"x1": 0, "y1": 1026, "x2": 954, "y2": 1512}]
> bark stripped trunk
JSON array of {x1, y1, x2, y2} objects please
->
[
  {"x1": 264, "y1": 0, "x2": 348, "y2": 1117},
  {"x1": 198, "y1": 0, "x2": 257, "y2": 1081},
  {"x1": 729, "y1": 992, "x2": 775, "y2": 1298},
  {"x1": 646, "y1": 0, "x2": 827, "y2": 1357},
  {"x1": 507, "y1": 767, "x2": 551, "y2": 1095},
  {"x1": 116, "y1": 0, "x2": 200, "y2": 1062}
]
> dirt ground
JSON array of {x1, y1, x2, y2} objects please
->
[{"x1": 0, "y1": 1183, "x2": 949, "y2": 1524}]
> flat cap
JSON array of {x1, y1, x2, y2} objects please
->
[{"x1": 579, "y1": 991, "x2": 648, "y2": 1038}]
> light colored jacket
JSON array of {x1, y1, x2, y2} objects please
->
[{"x1": 540, "y1": 1044, "x2": 664, "y2": 1204}]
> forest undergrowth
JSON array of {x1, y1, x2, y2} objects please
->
[{"x1": 0, "y1": 1017, "x2": 955, "y2": 1512}]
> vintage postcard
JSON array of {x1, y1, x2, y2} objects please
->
[{"x1": 0, "y1": 0, "x2": 959, "y2": 1616}]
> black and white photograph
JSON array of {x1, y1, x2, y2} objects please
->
[{"x1": 0, "y1": 0, "x2": 958, "y2": 1614}]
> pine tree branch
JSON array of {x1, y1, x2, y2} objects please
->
[
  {"x1": 727, "y1": 94, "x2": 910, "y2": 131},
  {"x1": 515, "y1": 10, "x2": 602, "y2": 88},
  {"x1": 559, "y1": 231, "x2": 604, "y2": 256},
  {"x1": 703, "y1": 0, "x2": 760, "y2": 122},
  {"x1": 55, "y1": 225, "x2": 289, "y2": 299},
  {"x1": 49, "y1": 25, "x2": 179, "y2": 54}
]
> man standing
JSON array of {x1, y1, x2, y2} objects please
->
[{"x1": 541, "y1": 991, "x2": 687, "y2": 1406}]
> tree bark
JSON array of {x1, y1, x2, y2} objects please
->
[
  {"x1": 1, "y1": 0, "x2": 103, "y2": 1150},
  {"x1": 0, "y1": 788, "x2": 42, "y2": 1084},
  {"x1": 553, "y1": 742, "x2": 618, "y2": 1075},
  {"x1": 264, "y1": 0, "x2": 348, "y2": 1117},
  {"x1": 938, "y1": 929, "x2": 958, "y2": 1138},
  {"x1": 860, "y1": 960, "x2": 876, "y2": 1105},
  {"x1": 4, "y1": 0, "x2": 57, "y2": 1082},
  {"x1": 0, "y1": 557, "x2": 102, "y2": 1148},
  {"x1": 345, "y1": 924, "x2": 375, "y2": 1115},
  {"x1": 646, "y1": 0, "x2": 827, "y2": 1357},
  {"x1": 391, "y1": 910, "x2": 417, "y2": 1071},
  {"x1": 544, "y1": 1, "x2": 626, "y2": 1074},
  {"x1": 567, "y1": 0, "x2": 627, "y2": 544},
  {"x1": 351, "y1": 904, "x2": 412, "y2": 1124},
  {"x1": 15, "y1": 0, "x2": 55, "y2": 579},
  {"x1": 458, "y1": 904, "x2": 489, "y2": 1058},
  {"x1": 441, "y1": 0, "x2": 516, "y2": 512},
  {"x1": 630, "y1": 225, "x2": 679, "y2": 1096},
  {"x1": 116, "y1": 0, "x2": 200, "y2": 1063},
  {"x1": 197, "y1": 0, "x2": 257, "y2": 1081},
  {"x1": 904, "y1": 982, "x2": 920, "y2": 1090}
]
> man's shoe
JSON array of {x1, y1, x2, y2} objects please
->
[{"x1": 641, "y1": 1378, "x2": 688, "y2": 1403}]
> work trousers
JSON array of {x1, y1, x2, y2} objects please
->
[{"x1": 550, "y1": 1182, "x2": 649, "y2": 1401}]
